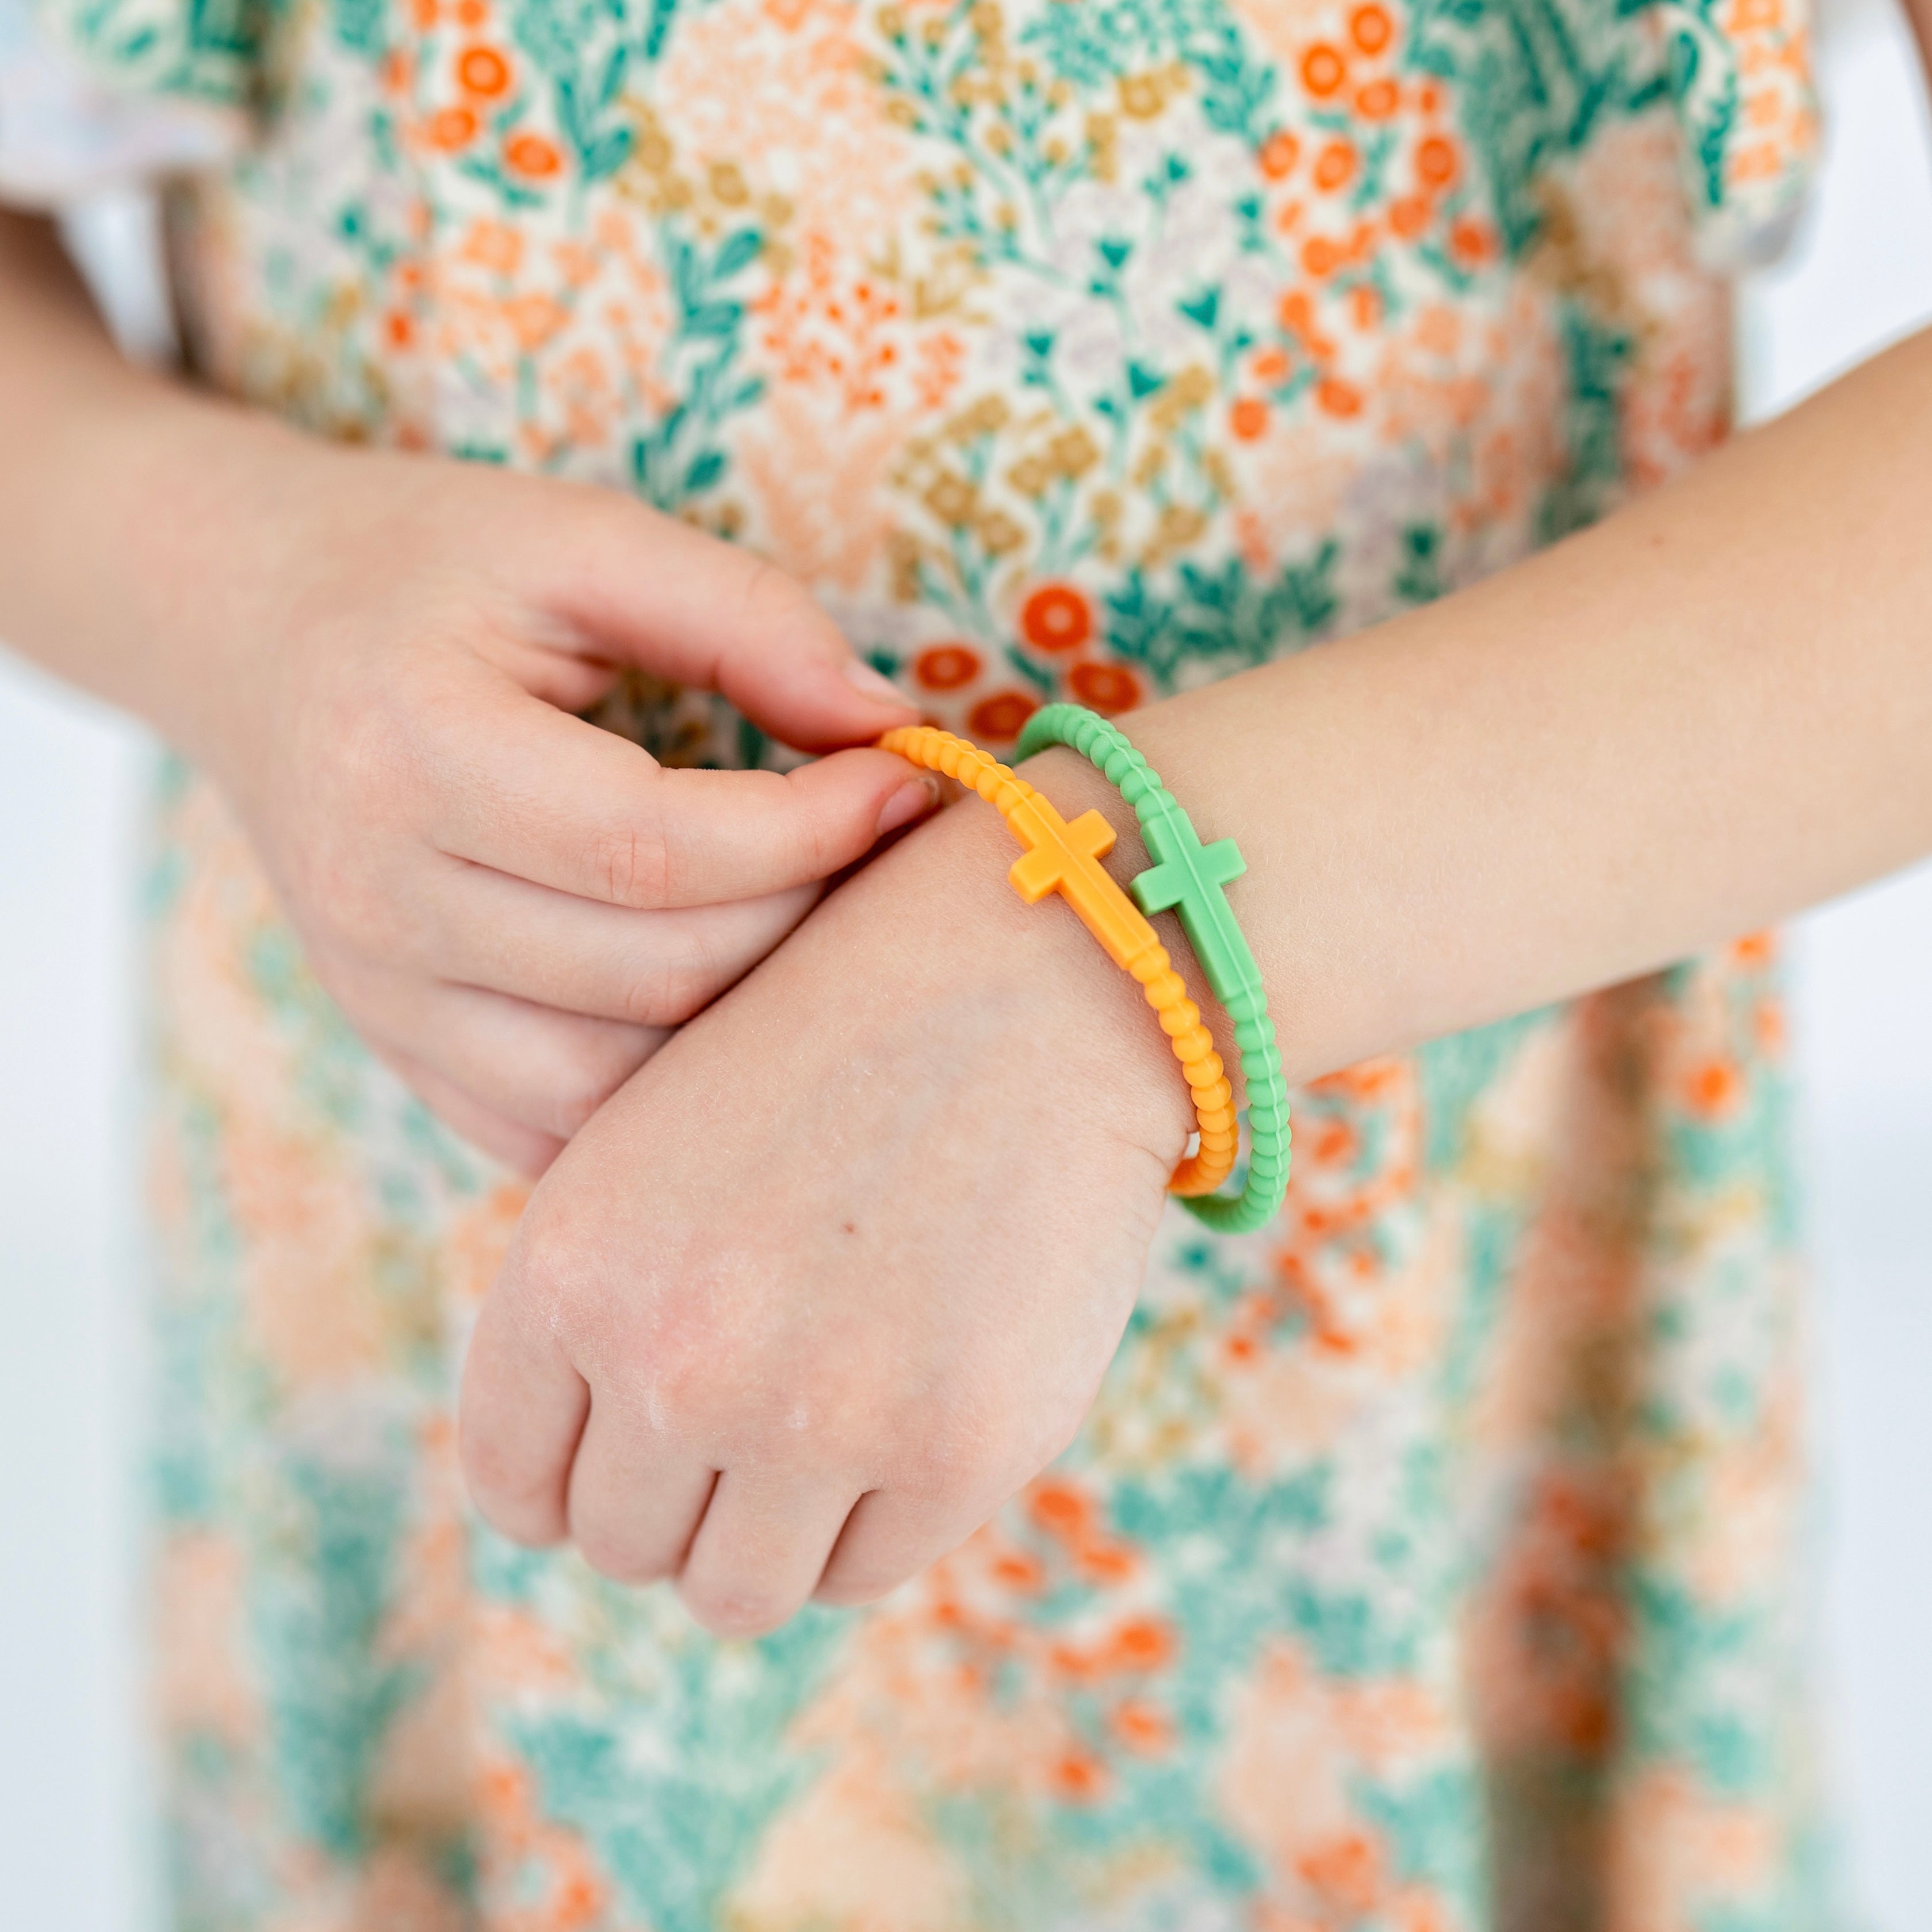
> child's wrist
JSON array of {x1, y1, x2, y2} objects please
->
[{"x1": 889, "y1": 741, "x2": 1227, "y2": 1171}]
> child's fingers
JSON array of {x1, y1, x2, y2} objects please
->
[
  {"x1": 522, "y1": 497, "x2": 919, "y2": 752},
  {"x1": 563, "y1": 1401, "x2": 717, "y2": 1586},
  {"x1": 458, "y1": 1265, "x2": 592, "y2": 1549},
  {"x1": 674, "y1": 1470, "x2": 863, "y2": 1639},
  {"x1": 336, "y1": 957, "x2": 668, "y2": 1140},
  {"x1": 424, "y1": 863, "x2": 820, "y2": 1026},
  {"x1": 376, "y1": 1043, "x2": 567, "y2": 1177},
  {"x1": 812, "y1": 1485, "x2": 1003, "y2": 1609},
  {"x1": 432, "y1": 689, "x2": 940, "y2": 910}
]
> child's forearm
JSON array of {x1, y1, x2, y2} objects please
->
[
  {"x1": 1086, "y1": 324, "x2": 1932, "y2": 1086},
  {"x1": 1, "y1": 210, "x2": 946, "y2": 1172},
  {"x1": 0, "y1": 209, "x2": 327, "y2": 759}
]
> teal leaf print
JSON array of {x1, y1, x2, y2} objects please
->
[
  {"x1": 255, "y1": 1444, "x2": 422, "y2": 1859},
  {"x1": 629, "y1": 222, "x2": 768, "y2": 510}
]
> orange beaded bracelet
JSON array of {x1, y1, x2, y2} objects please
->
[{"x1": 877, "y1": 725, "x2": 1237, "y2": 1198}]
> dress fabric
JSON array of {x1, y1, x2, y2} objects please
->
[{"x1": 18, "y1": 0, "x2": 1837, "y2": 1921}]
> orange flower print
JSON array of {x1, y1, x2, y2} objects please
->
[
  {"x1": 1684, "y1": 1057, "x2": 1744, "y2": 1119},
  {"x1": 1389, "y1": 194, "x2": 1430, "y2": 238},
  {"x1": 456, "y1": 44, "x2": 511, "y2": 96},
  {"x1": 1230, "y1": 396, "x2": 1270, "y2": 439},
  {"x1": 990, "y1": 1548, "x2": 1046, "y2": 1591},
  {"x1": 967, "y1": 690, "x2": 1039, "y2": 740},
  {"x1": 1068, "y1": 662, "x2": 1141, "y2": 714},
  {"x1": 1313, "y1": 139, "x2": 1356, "y2": 192},
  {"x1": 1298, "y1": 1830, "x2": 1386, "y2": 1914},
  {"x1": 504, "y1": 131, "x2": 563, "y2": 179},
  {"x1": 1316, "y1": 375, "x2": 1364, "y2": 418},
  {"x1": 1112, "y1": 1698, "x2": 1173, "y2": 1753},
  {"x1": 554, "y1": 1873, "x2": 605, "y2": 1927},
  {"x1": 506, "y1": 293, "x2": 568, "y2": 352},
  {"x1": 913, "y1": 642, "x2": 981, "y2": 691},
  {"x1": 1275, "y1": 288, "x2": 1333, "y2": 355},
  {"x1": 1107, "y1": 1616, "x2": 1176, "y2": 1671},
  {"x1": 1028, "y1": 1476, "x2": 1096, "y2": 1541},
  {"x1": 1077, "y1": 1539, "x2": 1139, "y2": 1583},
  {"x1": 460, "y1": 217, "x2": 522, "y2": 275},
  {"x1": 1300, "y1": 43, "x2": 1346, "y2": 98},
  {"x1": 1355, "y1": 76, "x2": 1399, "y2": 118},
  {"x1": 1259, "y1": 131, "x2": 1300, "y2": 180},
  {"x1": 1301, "y1": 234, "x2": 1342, "y2": 278},
  {"x1": 425, "y1": 105, "x2": 479, "y2": 151},
  {"x1": 1416, "y1": 134, "x2": 1459, "y2": 190},
  {"x1": 1019, "y1": 582, "x2": 1093, "y2": 652},
  {"x1": 1053, "y1": 1751, "x2": 1109, "y2": 1804},
  {"x1": 1350, "y1": 2, "x2": 1394, "y2": 52}
]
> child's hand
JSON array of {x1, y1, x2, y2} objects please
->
[
  {"x1": 458, "y1": 756, "x2": 1197, "y2": 1633},
  {"x1": 182, "y1": 440, "x2": 930, "y2": 1173}
]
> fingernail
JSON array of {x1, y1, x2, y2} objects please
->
[
  {"x1": 845, "y1": 658, "x2": 911, "y2": 707},
  {"x1": 876, "y1": 775, "x2": 939, "y2": 836}
]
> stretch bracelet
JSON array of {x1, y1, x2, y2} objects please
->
[
  {"x1": 1015, "y1": 703, "x2": 1290, "y2": 1234},
  {"x1": 877, "y1": 725, "x2": 1238, "y2": 1199}
]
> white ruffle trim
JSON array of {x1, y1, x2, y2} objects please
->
[{"x1": 0, "y1": 0, "x2": 243, "y2": 206}]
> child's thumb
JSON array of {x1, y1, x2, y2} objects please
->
[{"x1": 537, "y1": 499, "x2": 920, "y2": 751}]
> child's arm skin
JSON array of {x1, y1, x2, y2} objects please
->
[
  {"x1": 464, "y1": 317, "x2": 1932, "y2": 1636},
  {"x1": 0, "y1": 208, "x2": 935, "y2": 1172}
]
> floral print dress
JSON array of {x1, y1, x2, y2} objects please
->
[{"x1": 5, "y1": 0, "x2": 1837, "y2": 1923}]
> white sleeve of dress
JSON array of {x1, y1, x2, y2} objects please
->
[{"x1": 0, "y1": 0, "x2": 244, "y2": 208}]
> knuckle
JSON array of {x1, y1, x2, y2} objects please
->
[
  {"x1": 894, "y1": 1395, "x2": 998, "y2": 1501},
  {"x1": 628, "y1": 937, "x2": 722, "y2": 1028},
  {"x1": 732, "y1": 551, "x2": 803, "y2": 631},
  {"x1": 1030, "y1": 1403, "x2": 1088, "y2": 1475},
  {"x1": 595, "y1": 817, "x2": 675, "y2": 910},
  {"x1": 292, "y1": 691, "x2": 442, "y2": 951},
  {"x1": 778, "y1": 768, "x2": 843, "y2": 874},
  {"x1": 747, "y1": 769, "x2": 822, "y2": 890},
  {"x1": 308, "y1": 853, "x2": 404, "y2": 955},
  {"x1": 574, "y1": 1524, "x2": 677, "y2": 1589},
  {"x1": 531, "y1": 1248, "x2": 623, "y2": 1382},
  {"x1": 327, "y1": 672, "x2": 415, "y2": 787},
  {"x1": 545, "y1": 1043, "x2": 631, "y2": 1139},
  {"x1": 495, "y1": 1212, "x2": 594, "y2": 1357},
  {"x1": 315, "y1": 659, "x2": 436, "y2": 835},
  {"x1": 896, "y1": 1449, "x2": 981, "y2": 1525},
  {"x1": 814, "y1": 1563, "x2": 904, "y2": 1610},
  {"x1": 457, "y1": 1430, "x2": 565, "y2": 1549},
  {"x1": 677, "y1": 1574, "x2": 797, "y2": 1642}
]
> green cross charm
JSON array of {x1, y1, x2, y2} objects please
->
[
  {"x1": 1013, "y1": 700, "x2": 1289, "y2": 1233},
  {"x1": 1127, "y1": 794, "x2": 1262, "y2": 1013}
]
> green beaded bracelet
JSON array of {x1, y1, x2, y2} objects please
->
[{"x1": 1016, "y1": 702, "x2": 1290, "y2": 1233}]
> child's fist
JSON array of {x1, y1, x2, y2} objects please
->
[{"x1": 458, "y1": 758, "x2": 1196, "y2": 1632}]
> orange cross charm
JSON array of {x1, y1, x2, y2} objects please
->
[{"x1": 1006, "y1": 792, "x2": 1159, "y2": 970}]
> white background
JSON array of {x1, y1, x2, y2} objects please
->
[{"x1": 2, "y1": 5, "x2": 1930, "y2": 1924}]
